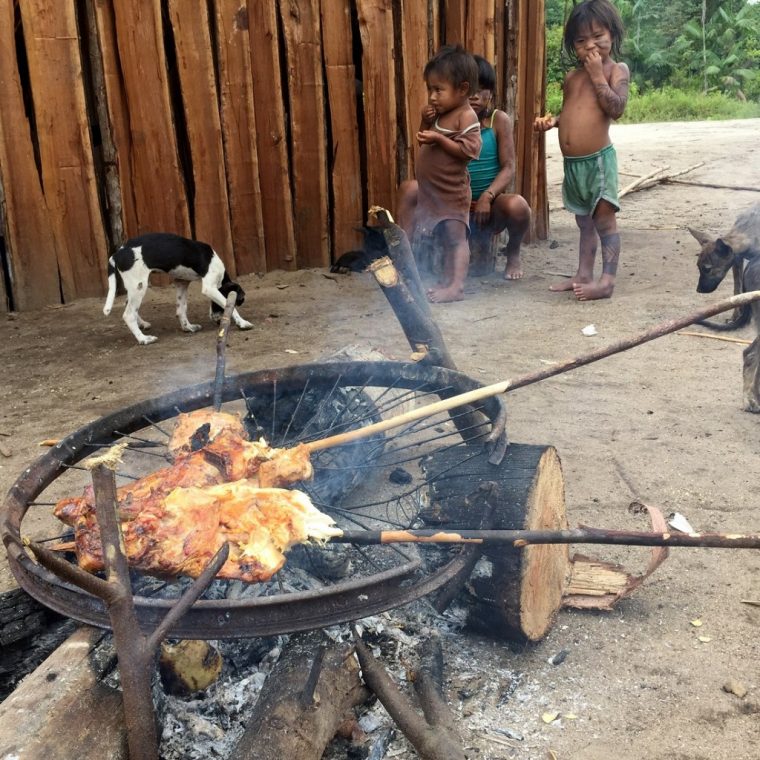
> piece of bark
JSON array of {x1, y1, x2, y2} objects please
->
[
  {"x1": 0, "y1": 626, "x2": 127, "y2": 760},
  {"x1": 230, "y1": 630, "x2": 369, "y2": 760},
  {"x1": 562, "y1": 502, "x2": 669, "y2": 611}
]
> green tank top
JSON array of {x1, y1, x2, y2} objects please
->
[{"x1": 468, "y1": 111, "x2": 499, "y2": 200}]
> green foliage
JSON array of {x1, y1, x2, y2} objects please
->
[
  {"x1": 543, "y1": 0, "x2": 760, "y2": 119},
  {"x1": 619, "y1": 86, "x2": 760, "y2": 123}
]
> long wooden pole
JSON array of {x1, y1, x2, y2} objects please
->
[
  {"x1": 333, "y1": 528, "x2": 760, "y2": 550},
  {"x1": 304, "y1": 290, "x2": 760, "y2": 453}
]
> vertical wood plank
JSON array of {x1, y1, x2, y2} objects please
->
[
  {"x1": 168, "y1": 0, "x2": 235, "y2": 272},
  {"x1": 320, "y1": 0, "x2": 364, "y2": 257},
  {"x1": 19, "y1": 0, "x2": 108, "y2": 301},
  {"x1": 513, "y1": 0, "x2": 547, "y2": 241},
  {"x1": 278, "y1": 0, "x2": 329, "y2": 268},
  {"x1": 247, "y1": 0, "x2": 297, "y2": 270},
  {"x1": 494, "y1": 0, "x2": 505, "y2": 97},
  {"x1": 528, "y1": 0, "x2": 547, "y2": 238},
  {"x1": 0, "y1": 0, "x2": 61, "y2": 309},
  {"x1": 92, "y1": 0, "x2": 139, "y2": 240},
  {"x1": 443, "y1": 0, "x2": 465, "y2": 45},
  {"x1": 356, "y1": 0, "x2": 397, "y2": 212},
  {"x1": 465, "y1": 2, "x2": 494, "y2": 61},
  {"x1": 399, "y1": 1, "x2": 429, "y2": 180},
  {"x1": 111, "y1": 0, "x2": 190, "y2": 237},
  {"x1": 213, "y1": 0, "x2": 267, "y2": 274}
]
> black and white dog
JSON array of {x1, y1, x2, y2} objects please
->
[{"x1": 103, "y1": 233, "x2": 253, "y2": 345}]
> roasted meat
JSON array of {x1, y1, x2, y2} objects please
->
[
  {"x1": 167, "y1": 409, "x2": 248, "y2": 457},
  {"x1": 61, "y1": 482, "x2": 340, "y2": 582},
  {"x1": 54, "y1": 410, "x2": 320, "y2": 581}
]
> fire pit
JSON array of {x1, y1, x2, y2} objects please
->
[{"x1": 2, "y1": 360, "x2": 512, "y2": 639}]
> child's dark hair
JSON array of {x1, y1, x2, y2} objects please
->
[
  {"x1": 472, "y1": 54, "x2": 496, "y2": 92},
  {"x1": 424, "y1": 45, "x2": 479, "y2": 95},
  {"x1": 563, "y1": 0, "x2": 624, "y2": 64}
]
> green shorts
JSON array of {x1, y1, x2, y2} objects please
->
[{"x1": 562, "y1": 144, "x2": 620, "y2": 217}]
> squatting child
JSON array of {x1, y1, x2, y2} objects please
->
[
  {"x1": 398, "y1": 45, "x2": 482, "y2": 303},
  {"x1": 534, "y1": 0, "x2": 629, "y2": 300}
]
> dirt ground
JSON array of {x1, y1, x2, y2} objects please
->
[{"x1": 2, "y1": 119, "x2": 759, "y2": 759}]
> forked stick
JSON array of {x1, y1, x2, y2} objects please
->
[{"x1": 304, "y1": 291, "x2": 760, "y2": 453}]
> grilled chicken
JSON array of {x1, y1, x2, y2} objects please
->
[
  {"x1": 63, "y1": 482, "x2": 340, "y2": 582},
  {"x1": 168, "y1": 410, "x2": 248, "y2": 457},
  {"x1": 54, "y1": 410, "x2": 318, "y2": 581}
]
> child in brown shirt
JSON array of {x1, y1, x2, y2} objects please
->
[{"x1": 400, "y1": 45, "x2": 482, "y2": 303}]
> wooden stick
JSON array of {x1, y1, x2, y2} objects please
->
[
  {"x1": 304, "y1": 290, "x2": 760, "y2": 453},
  {"x1": 619, "y1": 166, "x2": 670, "y2": 198},
  {"x1": 678, "y1": 330, "x2": 752, "y2": 345},
  {"x1": 619, "y1": 162, "x2": 704, "y2": 198},
  {"x1": 665, "y1": 178, "x2": 760, "y2": 193},
  {"x1": 213, "y1": 292, "x2": 237, "y2": 411},
  {"x1": 333, "y1": 527, "x2": 760, "y2": 549}
]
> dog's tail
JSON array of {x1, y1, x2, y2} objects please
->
[
  {"x1": 696, "y1": 303, "x2": 752, "y2": 331},
  {"x1": 103, "y1": 257, "x2": 117, "y2": 316}
]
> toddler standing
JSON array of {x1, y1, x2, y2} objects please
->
[
  {"x1": 400, "y1": 45, "x2": 481, "y2": 303},
  {"x1": 534, "y1": 0, "x2": 629, "y2": 300}
]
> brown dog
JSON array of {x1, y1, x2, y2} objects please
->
[{"x1": 689, "y1": 203, "x2": 760, "y2": 412}]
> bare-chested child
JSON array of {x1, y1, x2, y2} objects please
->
[
  {"x1": 534, "y1": 0, "x2": 629, "y2": 301},
  {"x1": 397, "y1": 45, "x2": 481, "y2": 303}
]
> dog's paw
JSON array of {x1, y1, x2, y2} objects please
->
[
  {"x1": 138, "y1": 335, "x2": 158, "y2": 345},
  {"x1": 182, "y1": 323, "x2": 202, "y2": 333},
  {"x1": 236, "y1": 319, "x2": 254, "y2": 330}
]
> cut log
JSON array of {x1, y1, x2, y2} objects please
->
[
  {"x1": 422, "y1": 443, "x2": 568, "y2": 642},
  {"x1": 230, "y1": 630, "x2": 369, "y2": 760},
  {"x1": 0, "y1": 626, "x2": 126, "y2": 760}
]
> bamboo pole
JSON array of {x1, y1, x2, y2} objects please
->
[{"x1": 304, "y1": 290, "x2": 760, "y2": 453}]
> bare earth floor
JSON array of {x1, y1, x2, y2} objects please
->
[{"x1": 1, "y1": 119, "x2": 759, "y2": 759}]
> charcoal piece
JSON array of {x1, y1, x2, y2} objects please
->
[{"x1": 388, "y1": 467, "x2": 413, "y2": 485}]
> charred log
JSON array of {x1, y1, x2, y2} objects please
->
[
  {"x1": 352, "y1": 627, "x2": 466, "y2": 760},
  {"x1": 230, "y1": 630, "x2": 369, "y2": 760}
]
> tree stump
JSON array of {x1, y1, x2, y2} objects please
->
[{"x1": 422, "y1": 443, "x2": 569, "y2": 642}]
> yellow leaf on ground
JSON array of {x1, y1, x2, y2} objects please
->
[{"x1": 542, "y1": 711, "x2": 560, "y2": 724}]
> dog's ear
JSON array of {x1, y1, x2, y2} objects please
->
[
  {"x1": 714, "y1": 238, "x2": 734, "y2": 259},
  {"x1": 687, "y1": 227, "x2": 713, "y2": 247}
]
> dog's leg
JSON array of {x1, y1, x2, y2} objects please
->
[
  {"x1": 174, "y1": 280, "x2": 202, "y2": 333},
  {"x1": 743, "y1": 336, "x2": 760, "y2": 413},
  {"x1": 123, "y1": 286, "x2": 157, "y2": 344},
  {"x1": 201, "y1": 260, "x2": 253, "y2": 330}
]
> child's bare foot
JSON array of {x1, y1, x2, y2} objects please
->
[
  {"x1": 573, "y1": 278, "x2": 614, "y2": 301},
  {"x1": 549, "y1": 277, "x2": 583, "y2": 292},
  {"x1": 504, "y1": 254, "x2": 523, "y2": 280},
  {"x1": 428, "y1": 285, "x2": 464, "y2": 303}
]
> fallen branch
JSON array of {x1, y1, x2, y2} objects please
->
[
  {"x1": 678, "y1": 330, "x2": 752, "y2": 345},
  {"x1": 619, "y1": 166, "x2": 670, "y2": 198},
  {"x1": 665, "y1": 178, "x2": 760, "y2": 193},
  {"x1": 619, "y1": 162, "x2": 704, "y2": 198}
]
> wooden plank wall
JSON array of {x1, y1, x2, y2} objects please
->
[{"x1": 0, "y1": 0, "x2": 547, "y2": 312}]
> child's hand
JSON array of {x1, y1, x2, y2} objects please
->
[
  {"x1": 416, "y1": 129, "x2": 440, "y2": 146},
  {"x1": 472, "y1": 195, "x2": 493, "y2": 227},
  {"x1": 421, "y1": 104, "x2": 436, "y2": 126},
  {"x1": 533, "y1": 113, "x2": 556, "y2": 132},
  {"x1": 583, "y1": 50, "x2": 605, "y2": 83}
]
